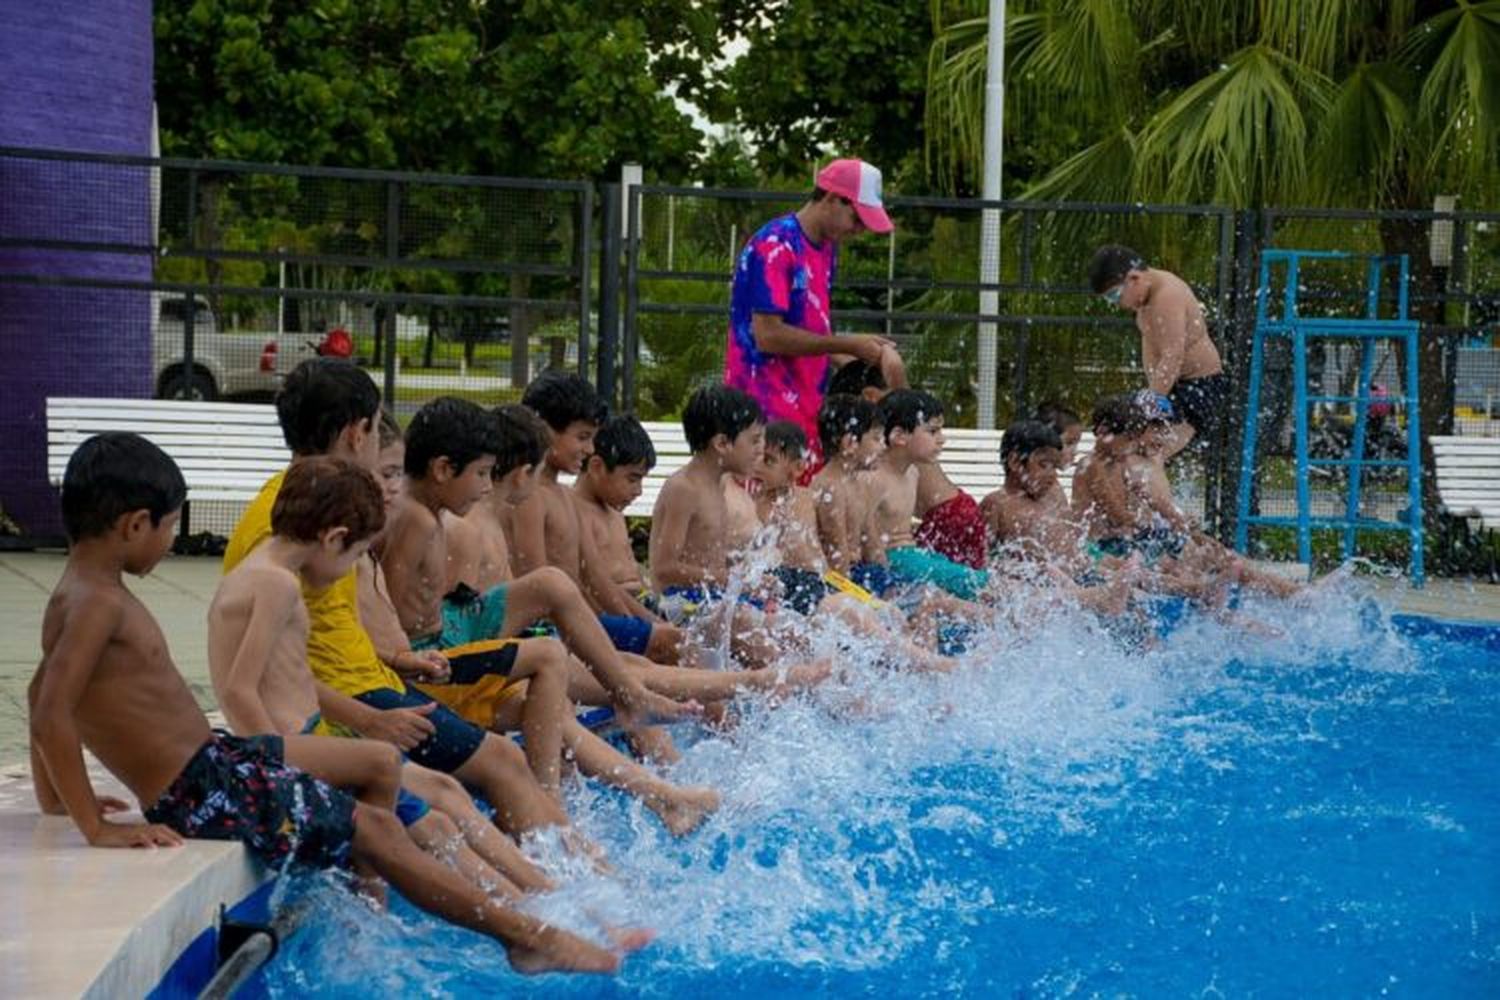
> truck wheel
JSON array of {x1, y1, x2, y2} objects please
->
[{"x1": 159, "y1": 367, "x2": 218, "y2": 401}]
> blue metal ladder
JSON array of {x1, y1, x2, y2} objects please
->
[{"x1": 1234, "y1": 249, "x2": 1424, "y2": 585}]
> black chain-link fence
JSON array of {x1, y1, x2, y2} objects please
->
[{"x1": 3, "y1": 146, "x2": 1496, "y2": 563}]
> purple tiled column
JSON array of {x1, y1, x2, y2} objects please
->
[{"x1": 0, "y1": 0, "x2": 155, "y2": 537}]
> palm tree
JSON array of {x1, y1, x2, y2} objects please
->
[{"x1": 926, "y1": 0, "x2": 1500, "y2": 527}]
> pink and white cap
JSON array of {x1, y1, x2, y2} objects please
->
[{"x1": 815, "y1": 158, "x2": 893, "y2": 234}]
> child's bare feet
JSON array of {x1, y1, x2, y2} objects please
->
[
  {"x1": 623, "y1": 725, "x2": 681, "y2": 765},
  {"x1": 506, "y1": 922, "x2": 644, "y2": 974},
  {"x1": 650, "y1": 785, "x2": 721, "y2": 836},
  {"x1": 618, "y1": 688, "x2": 703, "y2": 729}
]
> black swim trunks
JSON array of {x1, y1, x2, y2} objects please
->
[
  {"x1": 1096, "y1": 527, "x2": 1188, "y2": 563},
  {"x1": 354, "y1": 685, "x2": 487, "y2": 773},
  {"x1": 772, "y1": 566, "x2": 832, "y2": 616},
  {"x1": 1168, "y1": 372, "x2": 1230, "y2": 439},
  {"x1": 145, "y1": 733, "x2": 357, "y2": 869}
]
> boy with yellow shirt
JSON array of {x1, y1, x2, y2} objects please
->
[{"x1": 225, "y1": 359, "x2": 574, "y2": 841}]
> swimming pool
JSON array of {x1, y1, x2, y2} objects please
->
[{"x1": 236, "y1": 593, "x2": 1497, "y2": 996}]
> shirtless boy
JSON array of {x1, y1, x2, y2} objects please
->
[
  {"x1": 810, "y1": 394, "x2": 882, "y2": 574},
  {"x1": 378, "y1": 395, "x2": 697, "y2": 729},
  {"x1": 510, "y1": 372, "x2": 682, "y2": 662},
  {"x1": 1089, "y1": 245, "x2": 1227, "y2": 460},
  {"x1": 754, "y1": 422, "x2": 954, "y2": 672},
  {"x1": 210, "y1": 454, "x2": 558, "y2": 893},
  {"x1": 648, "y1": 385, "x2": 788, "y2": 667},
  {"x1": 446, "y1": 405, "x2": 543, "y2": 595},
  {"x1": 982, "y1": 420, "x2": 1079, "y2": 567},
  {"x1": 870, "y1": 390, "x2": 996, "y2": 600},
  {"x1": 33, "y1": 433, "x2": 630, "y2": 974}
]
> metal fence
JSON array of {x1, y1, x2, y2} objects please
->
[{"x1": 3, "y1": 145, "x2": 1497, "y2": 553}]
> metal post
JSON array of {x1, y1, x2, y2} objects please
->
[
  {"x1": 1345, "y1": 336, "x2": 1377, "y2": 556},
  {"x1": 577, "y1": 184, "x2": 593, "y2": 380},
  {"x1": 383, "y1": 181, "x2": 400, "y2": 405},
  {"x1": 1405, "y1": 308, "x2": 1424, "y2": 586},
  {"x1": 1292, "y1": 322, "x2": 1312, "y2": 569},
  {"x1": 597, "y1": 183, "x2": 622, "y2": 406},
  {"x1": 976, "y1": 0, "x2": 1006, "y2": 429},
  {"x1": 885, "y1": 228, "x2": 896, "y2": 338},
  {"x1": 622, "y1": 186, "x2": 642, "y2": 413}
]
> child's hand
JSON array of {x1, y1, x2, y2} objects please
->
[
  {"x1": 412, "y1": 650, "x2": 451, "y2": 683},
  {"x1": 89, "y1": 820, "x2": 182, "y2": 849},
  {"x1": 393, "y1": 650, "x2": 451, "y2": 683},
  {"x1": 358, "y1": 702, "x2": 437, "y2": 751}
]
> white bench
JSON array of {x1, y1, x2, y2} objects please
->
[
  {"x1": 46, "y1": 398, "x2": 290, "y2": 535},
  {"x1": 44, "y1": 399, "x2": 1094, "y2": 529},
  {"x1": 1431, "y1": 435, "x2": 1500, "y2": 529}
]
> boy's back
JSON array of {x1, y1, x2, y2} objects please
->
[
  {"x1": 649, "y1": 465, "x2": 731, "y2": 591},
  {"x1": 382, "y1": 493, "x2": 447, "y2": 638},
  {"x1": 447, "y1": 500, "x2": 512, "y2": 593}
]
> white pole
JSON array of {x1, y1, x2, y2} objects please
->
[{"x1": 976, "y1": 0, "x2": 1006, "y2": 429}]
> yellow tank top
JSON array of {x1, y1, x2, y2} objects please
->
[{"x1": 224, "y1": 469, "x2": 406, "y2": 698}]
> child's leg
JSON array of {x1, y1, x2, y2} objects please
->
[
  {"x1": 401, "y1": 763, "x2": 554, "y2": 895},
  {"x1": 819, "y1": 593, "x2": 954, "y2": 673},
  {"x1": 405, "y1": 807, "x2": 524, "y2": 901},
  {"x1": 500, "y1": 638, "x2": 573, "y2": 793},
  {"x1": 499, "y1": 567, "x2": 698, "y2": 725},
  {"x1": 349, "y1": 805, "x2": 637, "y2": 974},
  {"x1": 562, "y1": 718, "x2": 719, "y2": 836},
  {"x1": 451, "y1": 733, "x2": 573, "y2": 834},
  {"x1": 283, "y1": 735, "x2": 401, "y2": 810},
  {"x1": 644, "y1": 622, "x2": 683, "y2": 664},
  {"x1": 564, "y1": 651, "x2": 831, "y2": 704}
]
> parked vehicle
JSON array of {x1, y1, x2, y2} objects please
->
[{"x1": 152, "y1": 294, "x2": 321, "y2": 399}]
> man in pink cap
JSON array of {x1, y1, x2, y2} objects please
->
[{"x1": 724, "y1": 158, "x2": 908, "y2": 480}]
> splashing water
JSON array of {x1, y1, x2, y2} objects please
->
[{"x1": 255, "y1": 582, "x2": 1500, "y2": 997}]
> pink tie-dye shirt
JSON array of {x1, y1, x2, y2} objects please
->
[{"x1": 724, "y1": 212, "x2": 837, "y2": 470}]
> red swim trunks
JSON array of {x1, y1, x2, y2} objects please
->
[{"x1": 915, "y1": 490, "x2": 990, "y2": 569}]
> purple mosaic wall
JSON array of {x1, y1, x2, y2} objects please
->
[{"x1": 0, "y1": 0, "x2": 155, "y2": 537}]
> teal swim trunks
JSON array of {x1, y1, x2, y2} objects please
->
[
  {"x1": 887, "y1": 546, "x2": 990, "y2": 601},
  {"x1": 412, "y1": 583, "x2": 510, "y2": 650}
]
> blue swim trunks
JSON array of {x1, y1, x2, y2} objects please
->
[
  {"x1": 887, "y1": 546, "x2": 990, "y2": 601},
  {"x1": 145, "y1": 733, "x2": 356, "y2": 869},
  {"x1": 301, "y1": 713, "x2": 431, "y2": 827},
  {"x1": 849, "y1": 562, "x2": 897, "y2": 598},
  {"x1": 655, "y1": 585, "x2": 764, "y2": 625},
  {"x1": 598, "y1": 613, "x2": 654, "y2": 655},
  {"x1": 413, "y1": 583, "x2": 509, "y2": 650}
]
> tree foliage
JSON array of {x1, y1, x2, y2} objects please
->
[{"x1": 154, "y1": 0, "x2": 716, "y2": 180}]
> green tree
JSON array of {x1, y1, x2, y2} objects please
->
[
  {"x1": 705, "y1": 0, "x2": 935, "y2": 182},
  {"x1": 925, "y1": 0, "x2": 1500, "y2": 517}
]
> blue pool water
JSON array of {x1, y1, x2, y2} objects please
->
[{"x1": 253, "y1": 595, "x2": 1499, "y2": 997}]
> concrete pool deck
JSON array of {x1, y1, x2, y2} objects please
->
[{"x1": 1, "y1": 550, "x2": 1498, "y2": 995}]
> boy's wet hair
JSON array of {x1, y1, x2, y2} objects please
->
[
  {"x1": 682, "y1": 384, "x2": 764, "y2": 453},
  {"x1": 1034, "y1": 400, "x2": 1081, "y2": 433},
  {"x1": 403, "y1": 396, "x2": 502, "y2": 478},
  {"x1": 492, "y1": 404, "x2": 548, "y2": 477},
  {"x1": 276, "y1": 358, "x2": 381, "y2": 456},
  {"x1": 1088, "y1": 244, "x2": 1147, "y2": 294},
  {"x1": 826, "y1": 359, "x2": 887, "y2": 398},
  {"x1": 376, "y1": 407, "x2": 403, "y2": 450},
  {"x1": 764, "y1": 420, "x2": 808, "y2": 460},
  {"x1": 877, "y1": 389, "x2": 944, "y2": 443},
  {"x1": 61, "y1": 432, "x2": 187, "y2": 542},
  {"x1": 592, "y1": 415, "x2": 657, "y2": 471},
  {"x1": 521, "y1": 370, "x2": 608, "y2": 432},
  {"x1": 1091, "y1": 393, "x2": 1148, "y2": 436},
  {"x1": 271, "y1": 456, "x2": 385, "y2": 547},
  {"x1": 817, "y1": 393, "x2": 877, "y2": 457},
  {"x1": 1001, "y1": 420, "x2": 1063, "y2": 468}
]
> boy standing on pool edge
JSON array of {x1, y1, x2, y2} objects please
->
[{"x1": 1089, "y1": 245, "x2": 1227, "y2": 463}]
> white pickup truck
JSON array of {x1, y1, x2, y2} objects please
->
[{"x1": 153, "y1": 295, "x2": 322, "y2": 399}]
